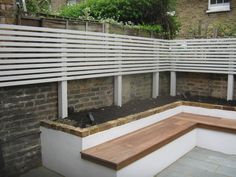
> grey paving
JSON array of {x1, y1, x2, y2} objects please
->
[
  {"x1": 20, "y1": 147, "x2": 236, "y2": 177},
  {"x1": 20, "y1": 167, "x2": 64, "y2": 177},
  {"x1": 155, "y1": 147, "x2": 236, "y2": 177}
]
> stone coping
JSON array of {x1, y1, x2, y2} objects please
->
[{"x1": 40, "y1": 101, "x2": 236, "y2": 138}]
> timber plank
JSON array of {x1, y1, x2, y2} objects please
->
[
  {"x1": 81, "y1": 113, "x2": 236, "y2": 170},
  {"x1": 81, "y1": 118, "x2": 196, "y2": 170}
]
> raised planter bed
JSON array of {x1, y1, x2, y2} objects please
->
[
  {"x1": 40, "y1": 101, "x2": 236, "y2": 177},
  {"x1": 53, "y1": 96, "x2": 236, "y2": 128}
]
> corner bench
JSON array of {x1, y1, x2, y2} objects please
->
[{"x1": 81, "y1": 113, "x2": 236, "y2": 170}]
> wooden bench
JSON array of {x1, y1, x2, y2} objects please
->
[{"x1": 81, "y1": 113, "x2": 236, "y2": 170}]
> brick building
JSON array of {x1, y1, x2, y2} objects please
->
[{"x1": 176, "y1": 0, "x2": 236, "y2": 38}]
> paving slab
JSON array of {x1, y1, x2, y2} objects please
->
[
  {"x1": 20, "y1": 167, "x2": 64, "y2": 177},
  {"x1": 21, "y1": 147, "x2": 236, "y2": 177},
  {"x1": 155, "y1": 147, "x2": 236, "y2": 177}
]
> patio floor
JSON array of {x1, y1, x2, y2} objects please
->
[
  {"x1": 155, "y1": 147, "x2": 236, "y2": 177},
  {"x1": 20, "y1": 147, "x2": 236, "y2": 177},
  {"x1": 20, "y1": 167, "x2": 64, "y2": 177}
]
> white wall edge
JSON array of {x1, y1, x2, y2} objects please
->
[
  {"x1": 197, "y1": 128, "x2": 236, "y2": 155},
  {"x1": 82, "y1": 106, "x2": 182, "y2": 149},
  {"x1": 181, "y1": 105, "x2": 236, "y2": 120}
]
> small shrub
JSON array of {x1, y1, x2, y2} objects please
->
[{"x1": 25, "y1": 0, "x2": 51, "y2": 14}]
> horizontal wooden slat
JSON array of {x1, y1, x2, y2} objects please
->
[{"x1": 0, "y1": 24, "x2": 235, "y2": 87}]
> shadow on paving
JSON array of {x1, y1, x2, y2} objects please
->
[{"x1": 20, "y1": 167, "x2": 64, "y2": 177}]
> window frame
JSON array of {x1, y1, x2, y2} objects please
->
[{"x1": 207, "y1": 0, "x2": 230, "y2": 13}]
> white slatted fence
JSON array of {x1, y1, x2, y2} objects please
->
[
  {"x1": 1, "y1": 25, "x2": 235, "y2": 87},
  {"x1": 0, "y1": 24, "x2": 235, "y2": 117},
  {"x1": 0, "y1": 25, "x2": 168, "y2": 87}
]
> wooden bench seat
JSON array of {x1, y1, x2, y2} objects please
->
[
  {"x1": 81, "y1": 113, "x2": 236, "y2": 170},
  {"x1": 175, "y1": 113, "x2": 236, "y2": 134}
]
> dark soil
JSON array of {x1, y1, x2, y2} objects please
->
[{"x1": 56, "y1": 95, "x2": 236, "y2": 128}]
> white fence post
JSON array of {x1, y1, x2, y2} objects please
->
[
  {"x1": 58, "y1": 81, "x2": 68, "y2": 118},
  {"x1": 114, "y1": 75, "x2": 122, "y2": 106},
  {"x1": 152, "y1": 72, "x2": 159, "y2": 98},
  {"x1": 170, "y1": 71, "x2": 176, "y2": 96},
  {"x1": 152, "y1": 40, "x2": 159, "y2": 98},
  {"x1": 170, "y1": 41, "x2": 176, "y2": 97},
  {"x1": 227, "y1": 74, "x2": 234, "y2": 100},
  {"x1": 58, "y1": 34, "x2": 68, "y2": 118}
]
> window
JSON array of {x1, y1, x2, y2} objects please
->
[{"x1": 207, "y1": 0, "x2": 230, "y2": 13}]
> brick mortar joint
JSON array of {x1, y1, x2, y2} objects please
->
[{"x1": 40, "y1": 101, "x2": 236, "y2": 137}]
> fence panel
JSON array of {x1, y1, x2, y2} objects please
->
[{"x1": 0, "y1": 24, "x2": 235, "y2": 87}]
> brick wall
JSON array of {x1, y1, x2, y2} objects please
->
[
  {"x1": 0, "y1": 0, "x2": 16, "y2": 24},
  {"x1": 177, "y1": 72, "x2": 228, "y2": 98},
  {"x1": 122, "y1": 74, "x2": 152, "y2": 104},
  {"x1": 160, "y1": 72, "x2": 170, "y2": 96},
  {"x1": 68, "y1": 77, "x2": 114, "y2": 112},
  {"x1": 0, "y1": 72, "x2": 235, "y2": 177},
  {"x1": 0, "y1": 83, "x2": 58, "y2": 177},
  {"x1": 176, "y1": 0, "x2": 236, "y2": 38},
  {"x1": 122, "y1": 72, "x2": 170, "y2": 104}
]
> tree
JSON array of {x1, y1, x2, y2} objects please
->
[{"x1": 60, "y1": 0, "x2": 179, "y2": 38}]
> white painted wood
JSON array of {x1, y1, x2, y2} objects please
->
[
  {"x1": 170, "y1": 71, "x2": 176, "y2": 96},
  {"x1": 0, "y1": 24, "x2": 156, "y2": 41},
  {"x1": 0, "y1": 24, "x2": 236, "y2": 88},
  {"x1": 227, "y1": 74, "x2": 234, "y2": 100},
  {"x1": 114, "y1": 75, "x2": 122, "y2": 107},
  {"x1": 58, "y1": 81, "x2": 68, "y2": 118},
  {"x1": 152, "y1": 72, "x2": 159, "y2": 98},
  {"x1": 0, "y1": 73, "x2": 63, "y2": 81}
]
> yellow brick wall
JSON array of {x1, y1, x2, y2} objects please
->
[
  {"x1": 0, "y1": 0, "x2": 16, "y2": 24},
  {"x1": 176, "y1": 0, "x2": 236, "y2": 38}
]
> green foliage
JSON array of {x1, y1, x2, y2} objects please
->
[
  {"x1": 60, "y1": 0, "x2": 179, "y2": 38},
  {"x1": 207, "y1": 23, "x2": 236, "y2": 37},
  {"x1": 138, "y1": 24, "x2": 162, "y2": 33},
  {"x1": 25, "y1": 0, "x2": 51, "y2": 14}
]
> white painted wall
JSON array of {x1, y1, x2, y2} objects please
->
[
  {"x1": 197, "y1": 128, "x2": 236, "y2": 155},
  {"x1": 40, "y1": 127, "x2": 116, "y2": 177},
  {"x1": 41, "y1": 106, "x2": 182, "y2": 177},
  {"x1": 82, "y1": 106, "x2": 182, "y2": 149},
  {"x1": 41, "y1": 105, "x2": 236, "y2": 177},
  {"x1": 117, "y1": 130, "x2": 197, "y2": 177},
  {"x1": 41, "y1": 127, "x2": 82, "y2": 177},
  {"x1": 181, "y1": 105, "x2": 236, "y2": 120}
]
